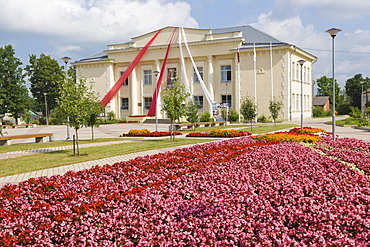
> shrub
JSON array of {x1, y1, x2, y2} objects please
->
[
  {"x1": 107, "y1": 111, "x2": 116, "y2": 121},
  {"x1": 257, "y1": 114, "x2": 270, "y2": 123},
  {"x1": 199, "y1": 112, "x2": 212, "y2": 122},
  {"x1": 312, "y1": 106, "x2": 331, "y2": 117},
  {"x1": 229, "y1": 109, "x2": 239, "y2": 122},
  {"x1": 49, "y1": 117, "x2": 60, "y2": 125},
  {"x1": 348, "y1": 106, "x2": 362, "y2": 118},
  {"x1": 32, "y1": 120, "x2": 40, "y2": 125}
]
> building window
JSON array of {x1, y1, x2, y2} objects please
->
[
  {"x1": 167, "y1": 68, "x2": 177, "y2": 87},
  {"x1": 121, "y1": 98, "x2": 129, "y2": 110},
  {"x1": 221, "y1": 65, "x2": 231, "y2": 82},
  {"x1": 194, "y1": 67, "x2": 203, "y2": 84},
  {"x1": 120, "y1": 71, "x2": 129, "y2": 86},
  {"x1": 194, "y1": 96, "x2": 204, "y2": 109},
  {"x1": 143, "y1": 97, "x2": 152, "y2": 110},
  {"x1": 295, "y1": 64, "x2": 298, "y2": 81},
  {"x1": 221, "y1": 95, "x2": 232, "y2": 107},
  {"x1": 292, "y1": 62, "x2": 295, "y2": 80},
  {"x1": 304, "y1": 67, "x2": 306, "y2": 82},
  {"x1": 143, "y1": 70, "x2": 152, "y2": 85}
]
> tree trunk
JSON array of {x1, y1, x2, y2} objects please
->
[
  {"x1": 91, "y1": 126, "x2": 94, "y2": 141},
  {"x1": 75, "y1": 128, "x2": 80, "y2": 156}
]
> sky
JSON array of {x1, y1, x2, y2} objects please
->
[{"x1": 1, "y1": 0, "x2": 370, "y2": 89}]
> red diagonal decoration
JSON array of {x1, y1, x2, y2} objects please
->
[
  {"x1": 147, "y1": 27, "x2": 178, "y2": 116},
  {"x1": 101, "y1": 29, "x2": 163, "y2": 107}
]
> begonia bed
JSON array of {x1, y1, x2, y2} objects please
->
[{"x1": 0, "y1": 135, "x2": 370, "y2": 246}]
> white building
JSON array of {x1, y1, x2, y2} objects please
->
[{"x1": 74, "y1": 25, "x2": 316, "y2": 121}]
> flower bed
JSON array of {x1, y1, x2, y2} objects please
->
[
  {"x1": 253, "y1": 127, "x2": 326, "y2": 143},
  {"x1": 1, "y1": 136, "x2": 369, "y2": 245},
  {"x1": 186, "y1": 129, "x2": 251, "y2": 138},
  {"x1": 120, "y1": 129, "x2": 182, "y2": 137}
]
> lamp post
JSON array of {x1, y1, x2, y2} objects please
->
[
  {"x1": 61, "y1": 56, "x2": 71, "y2": 140},
  {"x1": 226, "y1": 83, "x2": 228, "y2": 122},
  {"x1": 154, "y1": 70, "x2": 160, "y2": 132},
  {"x1": 298, "y1": 59, "x2": 306, "y2": 129},
  {"x1": 43, "y1": 92, "x2": 48, "y2": 126},
  {"x1": 361, "y1": 81, "x2": 365, "y2": 116},
  {"x1": 326, "y1": 28, "x2": 341, "y2": 141}
]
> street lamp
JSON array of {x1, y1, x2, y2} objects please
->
[
  {"x1": 361, "y1": 81, "x2": 365, "y2": 116},
  {"x1": 298, "y1": 59, "x2": 306, "y2": 129},
  {"x1": 43, "y1": 92, "x2": 48, "y2": 126},
  {"x1": 61, "y1": 56, "x2": 71, "y2": 140},
  {"x1": 154, "y1": 70, "x2": 160, "y2": 132},
  {"x1": 326, "y1": 28, "x2": 341, "y2": 141},
  {"x1": 225, "y1": 83, "x2": 228, "y2": 122}
]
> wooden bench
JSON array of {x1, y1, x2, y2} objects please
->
[
  {"x1": 0, "y1": 133, "x2": 53, "y2": 146},
  {"x1": 172, "y1": 121, "x2": 228, "y2": 131},
  {"x1": 1, "y1": 124, "x2": 33, "y2": 129}
]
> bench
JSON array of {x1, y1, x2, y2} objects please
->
[
  {"x1": 0, "y1": 133, "x2": 53, "y2": 146},
  {"x1": 171, "y1": 121, "x2": 228, "y2": 131},
  {"x1": 1, "y1": 124, "x2": 33, "y2": 129}
]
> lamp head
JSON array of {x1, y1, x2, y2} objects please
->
[
  {"x1": 326, "y1": 28, "x2": 342, "y2": 38},
  {"x1": 298, "y1": 59, "x2": 306, "y2": 66},
  {"x1": 153, "y1": 71, "x2": 160, "y2": 77},
  {"x1": 61, "y1": 56, "x2": 72, "y2": 64}
]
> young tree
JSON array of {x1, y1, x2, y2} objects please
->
[
  {"x1": 240, "y1": 97, "x2": 257, "y2": 131},
  {"x1": 58, "y1": 77, "x2": 99, "y2": 155},
  {"x1": 86, "y1": 99, "x2": 104, "y2": 141},
  {"x1": 161, "y1": 79, "x2": 190, "y2": 141},
  {"x1": 345, "y1": 74, "x2": 370, "y2": 109},
  {"x1": 185, "y1": 100, "x2": 199, "y2": 130},
  {"x1": 25, "y1": 54, "x2": 64, "y2": 116},
  {"x1": 269, "y1": 97, "x2": 283, "y2": 126},
  {"x1": 0, "y1": 45, "x2": 33, "y2": 123}
]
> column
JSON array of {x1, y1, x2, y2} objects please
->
[
  {"x1": 130, "y1": 67, "x2": 138, "y2": 116},
  {"x1": 207, "y1": 55, "x2": 215, "y2": 114}
]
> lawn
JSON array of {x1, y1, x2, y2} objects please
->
[{"x1": 0, "y1": 138, "x2": 215, "y2": 177}]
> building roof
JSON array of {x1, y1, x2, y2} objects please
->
[
  {"x1": 75, "y1": 51, "x2": 109, "y2": 63},
  {"x1": 313, "y1": 96, "x2": 330, "y2": 106}
]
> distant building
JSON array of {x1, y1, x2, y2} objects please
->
[
  {"x1": 313, "y1": 96, "x2": 331, "y2": 112},
  {"x1": 74, "y1": 26, "x2": 316, "y2": 121}
]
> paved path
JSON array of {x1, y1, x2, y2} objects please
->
[{"x1": 1, "y1": 117, "x2": 369, "y2": 187}]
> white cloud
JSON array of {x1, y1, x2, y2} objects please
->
[{"x1": 0, "y1": 0, "x2": 198, "y2": 44}]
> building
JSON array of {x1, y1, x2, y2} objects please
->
[
  {"x1": 313, "y1": 96, "x2": 331, "y2": 112},
  {"x1": 74, "y1": 25, "x2": 316, "y2": 121}
]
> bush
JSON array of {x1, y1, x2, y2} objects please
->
[
  {"x1": 257, "y1": 114, "x2": 270, "y2": 123},
  {"x1": 107, "y1": 111, "x2": 116, "y2": 121},
  {"x1": 4, "y1": 120, "x2": 13, "y2": 125},
  {"x1": 32, "y1": 120, "x2": 40, "y2": 125},
  {"x1": 348, "y1": 106, "x2": 362, "y2": 118},
  {"x1": 49, "y1": 117, "x2": 61, "y2": 125},
  {"x1": 229, "y1": 109, "x2": 239, "y2": 122},
  {"x1": 199, "y1": 112, "x2": 212, "y2": 122},
  {"x1": 312, "y1": 106, "x2": 331, "y2": 117}
]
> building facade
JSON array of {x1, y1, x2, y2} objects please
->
[{"x1": 74, "y1": 26, "x2": 317, "y2": 121}]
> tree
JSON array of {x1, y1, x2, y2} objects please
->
[
  {"x1": 345, "y1": 74, "x2": 370, "y2": 109},
  {"x1": 161, "y1": 79, "x2": 190, "y2": 141},
  {"x1": 0, "y1": 45, "x2": 33, "y2": 123},
  {"x1": 316, "y1": 76, "x2": 342, "y2": 107},
  {"x1": 240, "y1": 97, "x2": 257, "y2": 130},
  {"x1": 25, "y1": 54, "x2": 64, "y2": 117},
  {"x1": 185, "y1": 100, "x2": 199, "y2": 130},
  {"x1": 269, "y1": 97, "x2": 283, "y2": 126},
  {"x1": 86, "y1": 99, "x2": 104, "y2": 141},
  {"x1": 58, "y1": 77, "x2": 99, "y2": 155}
]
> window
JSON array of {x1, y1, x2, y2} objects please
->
[
  {"x1": 295, "y1": 64, "x2": 298, "y2": 81},
  {"x1": 304, "y1": 67, "x2": 306, "y2": 82},
  {"x1": 292, "y1": 62, "x2": 295, "y2": 80},
  {"x1": 292, "y1": 94, "x2": 295, "y2": 111},
  {"x1": 120, "y1": 71, "x2": 129, "y2": 86},
  {"x1": 194, "y1": 96, "x2": 204, "y2": 109},
  {"x1": 167, "y1": 68, "x2": 177, "y2": 87},
  {"x1": 221, "y1": 65, "x2": 231, "y2": 82},
  {"x1": 193, "y1": 67, "x2": 203, "y2": 84},
  {"x1": 121, "y1": 98, "x2": 129, "y2": 110},
  {"x1": 221, "y1": 95, "x2": 232, "y2": 107},
  {"x1": 143, "y1": 97, "x2": 152, "y2": 110},
  {"x1": 143, "y1": 70, "x2": 152, "y2": 85}
]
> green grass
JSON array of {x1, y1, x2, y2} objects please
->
[
  {"x1": 0, "y1": 138, "x2": 215, "y2": 177},
  {"x1": 326, "y1": 117, "x2": 362, "y2": 125},
  {"x1": 0, "y1": 138, "x2": 127, "y2": 153}
]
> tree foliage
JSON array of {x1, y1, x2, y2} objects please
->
[
  {"x1": 240, "y1": 97, "x2": 257, "y2": 130},
  {"x1": 345, "y1": 74, "x2": 370, "y2": 109},
  {"x1": 185, "y1": 100, "x2": 199, "y2": 129},
  {"x1": 269, "y1": 97, "x2": 283, "y2": 126},
  {"x1": 58, "y1": 77, "x2": 101, "y2": 155},
  {"x1": 0, "y1": 45, "x2": 33, "y2": 122},
  {"x1": 25, "y1": 54, "x2": 64, "y2": 115},
  {"x1": 161, "y1": 79, "x2": 190, "y2": 141},
  {"x1": 316, "y1": 76, "x2": 342, "y2": 107}
]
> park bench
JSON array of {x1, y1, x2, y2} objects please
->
[
  {"x1": 0, "y1": 133, "x2": 53, "y2": 146},
  {"x1": 1, "y1": 124, "x2": 33, "y2": 129},
  {"x1": 171, "y1": 121, "x2": 227, "y2": 131}
]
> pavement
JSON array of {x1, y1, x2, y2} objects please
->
[{"x1": 0, "y1": 116, "x2": 369, "y2": 187}]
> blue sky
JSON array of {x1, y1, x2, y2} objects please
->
[{"x1": 1, "y1": 0, "x2": 370, "y2": 89}]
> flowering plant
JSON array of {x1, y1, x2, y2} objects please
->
[
  {"x1": 120, "y1": 130, "x2": 182, "y2": 137},
  {"x1": 128, "y1": 129, "x2": 151, "y2": 135},
  {"x1": 253, "y1": 127, "x2": 326, "y2": 143},
  {"x1": 186, "y1": 129, "x2": 251, "y2": 138}
]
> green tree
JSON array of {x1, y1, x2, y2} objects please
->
[
  {"x1": 185, "y1": 100, "x2": 199, "y2": 130},
  {"x1": 58, "y1": 77, "x2": 98, "y2": 155},
  {"x1": 345, "y1": 74, "x2": 370, "y2": 109},
  {"x1": 269, "y1": 97, "x2": 283, "y2": 126},
  {"x1": 86, "y1": 99, "x2": 104, "y2": 141},
  {"x1": 25, "y1": 54, "x2": 64, "y2": 117},
  {"x1": 240, "y1": 97, "x2": 257, "y2": 130},
  {"x1": 161, "y1": 79, "x2": 190, "y2": 141},
  {"x1": 0, "y1": 45, "x2": 33, "y2": 123},
  {"x1": 316, "y1": 76, "x2": 342, "y2": 107}
]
